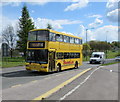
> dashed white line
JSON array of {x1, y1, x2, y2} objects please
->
[{"x1": 59, "y1": 66, "x2": 101, "y2": 101}]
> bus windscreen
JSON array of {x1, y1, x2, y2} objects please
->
[{"x1": 26, "y1": 50, "x2": 48, "y2": 64}]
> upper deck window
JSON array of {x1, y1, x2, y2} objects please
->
[
  {"x1": 56, "y1": 34, "x2": 63, "y2": 42},
  {"x1": 79, "y1": 39, "x2": 82, "y2": 44},
  {"x1": 64, "y1": 36, "x2": 70, "y2": 43},
  {"x1": 70, "y1": 37, "x2": 74, "y2": 43},
  {"x1": 75, "y1": 38, "x2": 79, "y2": 44},
  {"x1": 28, "y1": 30, "x2": 49, "y2": 41},
  {"x1": 49, "y1": 32, "x2": 56, "y2": 41},
  {"x1": 28, "y1": 31, "x2": 37, "y2": 41}
]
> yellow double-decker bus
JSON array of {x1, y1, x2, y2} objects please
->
[{"x1": 26, "y1": 29, "x2": 83, "y2": 72}]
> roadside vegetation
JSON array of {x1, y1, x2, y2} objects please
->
[
  {"x1": 101, "y1": 61, "x2": 120, "y2": 66},
  {"x1": 2, "y1": 57, "x2": 25, "y2": 68},
  {"x1": 83, "y1": 41, "x2": 120, "y2": 61}
]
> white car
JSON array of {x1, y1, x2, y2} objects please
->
[
  {"x1": 115, "y1": 56, "x2": 120, "y2": 61},
  {"x1": 90, "y1": 52, "x2": 105, "y2": 64}
]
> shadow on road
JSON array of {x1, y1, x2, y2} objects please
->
[
  {"x1": 1, "y1": 67, "x2": 80, "y2": 78},
  {"x1": 1, "y1": 70, "x2": 52, "y2": 77}
]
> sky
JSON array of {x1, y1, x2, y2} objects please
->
[{"x1": 0, "y1": 0, "x2": 119, "y2": 43}]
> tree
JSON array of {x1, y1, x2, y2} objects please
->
[
  {"x1": 17, "y1": 5, "x2": 35, "y2": 57},
  {"x1": 47, "y1": 23, "x2": 52, "y2": 29},
  {"x1": 89, "y1": 41, "x2": 111, "y2": 52},
  {"x1": 2, "y1": 25, "x2": 16, "y2": 58}
]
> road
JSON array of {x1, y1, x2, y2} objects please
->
[
  {"x1": 45, "y1": 64, "x2": 118, "y2": 100},
  {"x1": 2, "y1": 62, "x2": 99, "y2": 89},
  {"x1": 1, "y1": 61, "x2": 119, "y2": 101}
]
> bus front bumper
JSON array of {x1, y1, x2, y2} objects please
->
[{"x1": 26, "y1": 63, "x2": 48, "y2": 72}]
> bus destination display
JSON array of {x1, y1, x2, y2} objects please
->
[{"x1": 29, "y1": 42, "x2": 45, "y2": 48}]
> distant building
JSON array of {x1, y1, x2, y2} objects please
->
[{"x1": 2, "y1": 43, "x2": 9, "y2": 57}]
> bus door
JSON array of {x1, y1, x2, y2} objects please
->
[{"x1": 49, "y1": 51, "x2": 55, "y2": 72}]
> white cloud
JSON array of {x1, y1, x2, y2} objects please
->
[
  {"x1": 1, "y1": 0, "x2": 76, "y2": 6},
  {"x1": 64, "y1": 0, "x2": 89, "y2": 11},
  {"x1": 34, "y1": 18, "x2": 82, "y2": 29},
  {"x1": 0, "y1": 16, "x2": 18, "y2": 34},
  {"x1": 107, "y1": 8, "x2": 120, "y2": 22},
  {"x1": 106, "y1": 0, "x2": 119, "y2": 22},
  {"x1": 78, "y1": 25, "x2": 118, "y2": 43},
  {"x1": 94, "y1": 25, "x2": 118, "y2": 42},
  {"x1": 88, "y1": 14, "x2": 102, "y2": 18},
  {"x1": 88, "y1": 18, "x2": 103, "y2": 29}
]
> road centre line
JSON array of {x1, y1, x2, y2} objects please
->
[
  {"x1": 10, "y1": 70, "x2": 77, "y2": 88},
  {"x1": 59, "y1": 66, "x2": 101, "y2": 101},
  {"x1": 32, "y1": 68, "x2": 92, "y2": 101}
]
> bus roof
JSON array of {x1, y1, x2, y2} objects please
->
[{"x1": 29, "y1": 29, "x2": 82, "y2": 39}]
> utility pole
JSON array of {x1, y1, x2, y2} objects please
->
[
  {"x1": 106, "y1": 31, "x2": 108, "y2": 59},
  {"x1": 86, "y1": 29, "x2": 88, "y2": 61}
]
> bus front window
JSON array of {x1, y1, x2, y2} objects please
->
[
  {"x1": 28, "y1": 31, "x2": 37, "y2": 41},
  {"x1": 37, "y1": 30, "x2": 49, "y2": 41},
  {"x1": 26, "y1": 50, "x2": 48, "y2": 64},
  {"x1": 28, "y1": 30, "x2": 49, "y2": 41}
]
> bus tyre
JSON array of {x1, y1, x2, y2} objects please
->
[
  {"x1": 57, "y1": 64, "x2": 61, "y2": 72},
  {"x1": 75, "y1": 62, "x2": 78, "y2": 68}
]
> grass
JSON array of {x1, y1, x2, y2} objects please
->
[
  {"x1": 2, "y1": 57, "x2": 25, "y2": 68},
  {"x1": 101, "y1": 61, "x2": 120, "y2": 66},
  {"x1": 106, "y1": 51, "x2": 119, "y2": 59}
]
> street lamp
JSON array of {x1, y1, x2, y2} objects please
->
[
  {"x1": 106, "y1": 31, "x2": 108, "y2": 59},
  {"x1": 85, "y1": 28, "x2": 94, "y2": 61},
  {"x1": 86, "y1": 29, "x2": 88, "y2": 61}
]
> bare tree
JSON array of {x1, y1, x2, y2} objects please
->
[{"x1": 2, "y1": 25, "x2": 16, "y2": 58}]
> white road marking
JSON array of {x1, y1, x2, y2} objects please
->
[
  {"x1": 59, "y1": 67, "x2": 101, "y2": 101},
  {"x1": 31, "y1": 80, "x2": 38, "y2": 83},
  {"x1": 11, "y1": 84, "x2": 22, "y2": 88},
  {"x1": 110, "y1": 70, "x2": 113, "y2": 72}
]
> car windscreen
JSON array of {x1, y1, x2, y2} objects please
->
[{"x1": 92, "y1": 54, "x2": 100, "y2": 58}]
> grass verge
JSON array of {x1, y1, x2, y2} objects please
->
[
  {"x1": 2, "y1": 57, "x2": 25, "y2": 68},
  {"x1": 101, "y1": 61, "x2": 120, "y2": 66}
]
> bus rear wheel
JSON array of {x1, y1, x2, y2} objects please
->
[
  {"x1": 75, "y1": 62, "x2": 78, "y2": 68},
  {"x1": 57, "y1": 64, "x2": 61, "y2": 72}
]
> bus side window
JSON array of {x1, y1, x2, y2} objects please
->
[
  {"x1": 79, "y1": 39, "x2": 82, "y2": 44},
  {"x1": 57, "y1": 52, "x2": 63, "y2": 59},
  {"x1": 81, "y1": 39, "x2": 82, "y2": 44},
  {"x1": 70, "y1": 37, "x2": 74, "y2": 43},
  {"x1": 75, "y1": 38, "x2": 79, "y2": 44},
  {"x1": 56, "y1": 34, "x2": 63, "y2": 42},
  {"x1": 64, "y1": 36, "x2": 70, "y2": 43},
  {"x1": 64, "y1": 53, "x2": 69, "y2": 59},
  {"x1": 49, "y1": 32, "x2": 56, "y2": 41}
]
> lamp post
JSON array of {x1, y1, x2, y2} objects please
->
[
  {"x1": 106, "y1": 31, "x2": 108, "y2": 59},
  {"x1": 85, "y1": 28, "x2": 94, "y2": 61},
  {"x1": 86, "y1": 29, "x2": 88, "y2": 61}
]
